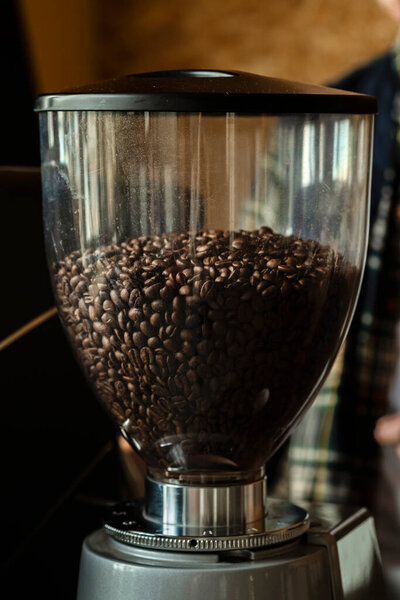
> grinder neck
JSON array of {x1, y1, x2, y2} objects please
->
[{"x1": 144, "y1": 471, "x2": 268, "y2": 537}]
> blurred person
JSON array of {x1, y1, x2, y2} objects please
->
[
  {"x1": 375, "y1": 412, "x2": 400, "y2": 459},
  {"x1": 277, "y1": 1, "x2": 400, "y2": 597}
]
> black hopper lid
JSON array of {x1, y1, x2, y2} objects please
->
[{"x1": 35, "y1": 69, "x2": 377, "y2": 114}]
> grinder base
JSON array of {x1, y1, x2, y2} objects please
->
[{"x1": 77, "y1": 501, "x2": 385, "y2": 600}]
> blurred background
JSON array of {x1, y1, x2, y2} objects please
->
[
  {"x1": 2, "y1": 0, "x2": 399, "y2": 597},
  {"x1": 8, "y1": 0, "x2": 398, "y2": 167},
  {"x1": 18, "y1": 0, "x2": 398, "y2": 94}
]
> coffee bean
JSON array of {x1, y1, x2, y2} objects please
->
[
  {"x1": 213, "y1": 321, "x2": 227, "y2": 337},
  {"x1": 151, "y1": 299, "x2": 164, "y2": 312},
  {"x1": 132, "y1": 332, "x2": 146, "y2": 349},
  {"x1": 165, "y1": 325, "x2": 176, "y2": 337},
  {"x1": 117, "y1": 311, "x2": 126, "y2": 329},
  {"x1": 101, "y1": 312, "x2": 116, "y2": 326},
  {"x1": 53, "y1": 226, "x2": 356, "y2": 477},
  {"x1": 140, "y1": 347, "x2": 153, "y2": 364},
  {"x1": 186, "y1": 296, "x2": 200, "y2": 309},
  {"x1": 200, "y1": 280, "x2": 214, "y2": 299},
  {"x1": 144, "y1": 283, "x2": 162, "y2": 298},
  {"x1": 163, "y1": 338, "x2": 176, "y2": 352},
  {"x1": 208, "y1": 309, "x2": 224, "y2": 321},
  {"x1": 175, "y1": 351, "x2": 186, "y2": 362},
  {"x1": 88, "y1": 305, "x2": 97, "y2": 321},
  {"x1": 179, "y1": 285, "x2": 191, "y2": 296},
  {"x1": 281, "y1": 281, "x2": 292, "y2": 298},
  {"x1": 185, "y1": 314, "x2": 201, "y2": 328},
  {"x1": 172, "y1": 311, "x2": 185, "y2": 326},
  {"x1": 120, "y1": 288, "x2": 129, "y2": 303},
  {"x1": 197, "y1": 340, "x2": 210, "y2": 355},
  {"x1": 78, "y1": 298, "x2": 88, "y2": 317},
  {"x1": 262, "y1": 285, "x2": 278, "y2": 298},
  {"x1": 232, "y1": 238, "x2": 244, "y2": 250},
  {"x1": 140, "y1": 321, "x2": 156, "y2": 337},
  {"x1": 150, "y1": 313, "x2": 162, "y2": 328},
  {"x1": 148, "y1": 337, "x2": 161, "y2": 349},
  {"x1": 266, "y1": 258, "x2": 280, "y2": 268},
  {"x1": 128, "y1": 307, "x2": 142, "y2": 323},
  {"x1": 93, "y1": 321, "x2": 108, "y2": 335},
  {"x1": 160, "y1": 286, "x2": 175, "y2": 300},
  {"x1": 167, "y1": 355, "x2": 178, "y2": 373},
  {"x1": 180, "y1": 329, "x2": 193, "y2": 341},
  {"x1": 110, "y1": 289, "x2": 122, "y2": 307},
  {"x1": 102, "y1": 299, "x2": 114, "y2": 313}
]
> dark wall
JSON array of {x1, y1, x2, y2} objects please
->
[
  {"x1": 1, "y1": 4, "x2": 122, "y2": 598},
  {"x1": 1, "y1": 1, "x2": 40, "y2": 166}
]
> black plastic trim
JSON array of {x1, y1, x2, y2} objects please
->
[{"x1": 34, "y1": 69, "x2": 377, "y2": 114}]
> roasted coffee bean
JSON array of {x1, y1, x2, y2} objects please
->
[
  {"x1": 140, "y1": 347, "x2": 153, "y2": 364},
  {"x1": 140, "y1": 321, "x2": 156, "y2": 337},
  {"x1": 142, "y1": 303, "x2": 154, "y2": 319},
  {"x1": 165, "y1": 324, "x2": 176, "y2": 337},
  {"x1": 178, "y1": 285, "x2": 191, "y2": 296},
  {"x1": 120, "y1": 288, "x2": 129, "y2": 303},
  {"x1": 172, "y1": 311, "x2": 185, "y2": 326},
  {"x1": 160, "y1": 285, "x2": 175, "y2": 301},
  {"x1": 53, "y1": 226, "x2": 356, "y2": 476},
  {"x1": 151, "y1": 299, "x2": 164, "y2": 312},
  {"x1": 266, "y1": 258, "x2": 280, "y2": 268},
  {"x1": 110, "y1": 289, "x2": 122, "y2": 307},
  {"x1": 144, "y1": 283, "x2": 162, "y2": 298},
  {"x1": 163, "y1": 338, "x2": 176, "y2": 353},
  {"x1": 197, "y1": 339, "x2": 210, "y2": 355},
  {"x1": 232, "y1": 238, "x2": 245, "y2": 250},
  {"x1": 212, "y1": 320, "x2": 227, "y2": 337},
  {"x1": 185, "y1": 296, "x2": 200, "y2": 308},
  {"x1": 180, "y1": 329, "x2": 193, "y2": 341},
  {"x1": 103, "y1": 299, "x2": 114, "y2": 313},
  {"x1": 93, "y1": 321, "x2": 108, "y2": 335},
  {"x1": 132, "y1": 332, "x2": 146, "y2": 349},
  {"x1": 148, "y1": 337, "x2": 161, "y2": 349},
  {"x1": 167, "y1": 355, "x2": 178, "y2": 373},
  {"x1": 78, "y1": 298, "x2": 88, "y2": 317},
  {"x1": 175, "y1": 351, "x2": 186, "y2": 363},
  {"x1": 101, "y1": 312, "x2": 116, "y2": 327},
  {"x1": 117, "y1": 311, "x2": 126, "y2": 329},
  {"x1": 150, "y1": 313, "x2": 162, "y2": 328},
  {"x1": 128, "y1": 307, "x2": 142, "y2": 323},
  {"x1": 200, "y1": 280, "x2": 214, "y2": 299},
  {"x1": 88, "y1": 305, "x2": 97, "y2": 321},
  {"x1": 185, "y1": 313, "x2": 201, "y2": 328}
]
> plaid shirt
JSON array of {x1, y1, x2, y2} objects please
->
[{"x1": 271, "y1": 49, "x2": 400, "y2": 512}]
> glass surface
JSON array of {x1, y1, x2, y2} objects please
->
[{"x1": 40, "y1": 110, "x2": 373, "y2": 483}]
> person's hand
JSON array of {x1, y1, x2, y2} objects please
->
[
  {"x1": 377, "y1": 0, "x2": 400, "y2": 22},
  {"x1": 374, "y1": 412, "x2": 400, "y2": 458}
]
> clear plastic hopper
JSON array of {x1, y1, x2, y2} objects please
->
[{"x1": 36, "y1": 70, "x2": 374, "y2": 539}]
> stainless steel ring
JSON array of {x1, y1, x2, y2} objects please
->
[{"x1": 144, "y1": 476, "x2": 268, "y2": 536}]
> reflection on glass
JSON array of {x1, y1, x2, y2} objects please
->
[{"x1": 40, "y1": 110, "x2": 372, "y2": 484}]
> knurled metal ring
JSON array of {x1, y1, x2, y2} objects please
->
[{"x1": 104, "y1": 498, "x2": 310, "y2": 552}]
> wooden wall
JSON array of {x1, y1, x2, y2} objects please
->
[{"x1": 19, "y1": 0, "x2": 398, "y2": 93}]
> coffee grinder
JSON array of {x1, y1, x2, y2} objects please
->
[{"x1": 35, "y1": 70, "x2": 383, "y2": 599}]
